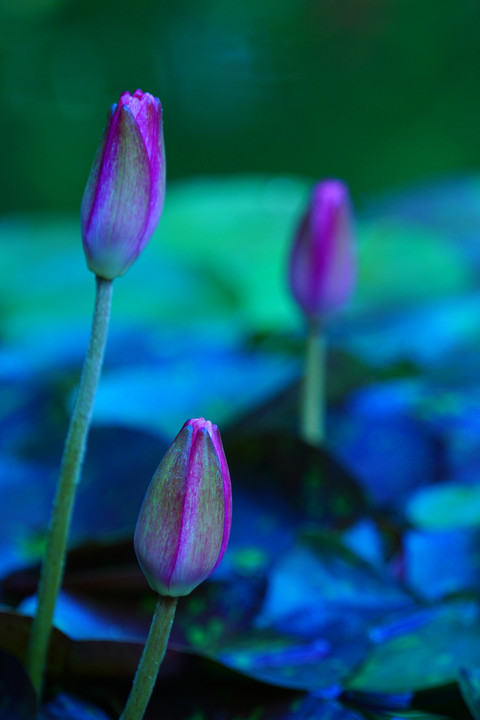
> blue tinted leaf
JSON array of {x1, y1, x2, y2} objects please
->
[
  {"x1": 406, "y1": 481, "x2": 480, "y2": 530},
  {"x1": 458, "y1": 667, "x2": 480, "y2": 720},
  {"x1": 404, "y1": 527, "x2": 480, "y2": 600},
  {"x1": 39, "y1": 693, "x2": 110, "y2": 720},
  {"x1": 330, "y1": 381, "x2": 441, "y2": 507},
  {"x1": 348, "y1": 601, "x2": 480, "y2": 693}
]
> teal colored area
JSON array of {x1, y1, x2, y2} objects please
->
[
  {"x1": 407, "y1": 482, "x2": 480, "y2": 530},
  {"x1": 3, "y1": 176, "x2": 480, "y2": 717},
  {"x1": 347, "y1": 601, "x2": 480, "y2": 694},
  {"x1": 459, "y1": 668, "x2": 480, "y2": 720}
]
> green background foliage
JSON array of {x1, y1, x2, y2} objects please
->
[{"x1": 1, "y1": 0, "x2": 479, "y2": 213}]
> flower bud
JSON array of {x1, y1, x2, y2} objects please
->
[
  {"x1": 288, "y1": 179, "x2": 356, "y2": 320},
  {"x1": 81, "y1": 89, "x2": 166, "y2": 279},
  {"x1": 134, "y1": 418, "x2": 232, "y2": 597}
]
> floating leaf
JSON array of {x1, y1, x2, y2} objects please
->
[
  {"x1": 330, "y1": 381, "x2": 442, "y2": 508},
  {"x1": 269, "y1": 695, "x2": 369, "y2": 719},
  {"x1": 353, "y1": 221, "x2": 475, "y2": 313},
  {"x1": 93, "y1": 343, "x2": 299, "y2": 437},
  {"x1": 0, "y1": 427, "x2": 166, "y2": 579},
  {"x1": 406, "y1": 482, "x2": 480, "y2": 530},
  {"x1": 341, "y1": 294, "x2": 480, "y2": 368},
  {"x1": 403, "y1": 527, "x2": 480, "y2": 600},
  {"x1": 258, "y1": 532, "x2": 414, "y2": 634},
  {"x1": 458, "y1": 667, "x2": 480, "y2": 720},
  {"x1": 348, "y1": 601, "x2": 480, "y2": 693},
  {"x1": 0, "y1": 459, "x2": 53, "y2": 576},
  {"x1": 211, "y1": 623, "x2": 368, "y2": 692},
  {"x1": 225, "y1": 431, "x2": 367, "y2": 534},
  {"x1": 39, "y1": 694, "x2": 111, "y2": 720}
]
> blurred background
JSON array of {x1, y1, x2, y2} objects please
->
[
  {"x1": 4, "y1": 5, "x2": 480, "y2": 711},
  {"x1": 1, "y1": 0, "x2": 480, "y2": 214}
]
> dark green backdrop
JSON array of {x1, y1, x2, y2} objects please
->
[{"x1": 1, "y1": 0, "x2": 480, "y2": 213}]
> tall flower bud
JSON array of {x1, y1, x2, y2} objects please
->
[
  {"x1": 134, "y1": 419, "x2": 232, "y2": 597},
  {"x1": 81, "y1": 89, "x2": 166, "y2": 279},
  {"x1": 288, "y1": 179, "x2": 356, "y2": 320}
]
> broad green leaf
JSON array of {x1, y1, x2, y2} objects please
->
[{"x1": 348, "y1": 601, "x2": 480, "y2": 693}]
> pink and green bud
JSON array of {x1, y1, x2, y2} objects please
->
[
  {"x1": 134, "y1": 418, "x2": 232, "y2": 597},
  {"x1": 81, "y1": 89, "x2": 166, "y2": 279},
  {"x1": 288, "y1": 179, "x2": 356, "y2": 320}
]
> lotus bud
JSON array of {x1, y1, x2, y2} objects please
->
[
  {"x1": 81, "y1": 89, "x2": 166, "y2": 279},
  {"x1": 288, "y1": 179, "x2": 356, "y2": 320},
  {"x1": 134, "y1": 418, "x2": 232, "y2": 597}
]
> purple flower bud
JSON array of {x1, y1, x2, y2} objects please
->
[
  {"x1": 81, "y1": 89, "x2": 166, "y2": 279},
  {"x1": 134, "y1": 418, "x2": 232, "y2": 597},
  {"x1": 288, "y1": 179, "x2": 356, "y2": 320}
]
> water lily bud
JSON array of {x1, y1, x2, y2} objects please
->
[
  {"x1": 134, "y1": 418, "x2": 232, "y2": 597},
  {"x1": 288, "y1": 179, "x2": 356, "y2": 321},
  {"x1": 81, "y1": 89, "x2": 166, "y2": 279}
]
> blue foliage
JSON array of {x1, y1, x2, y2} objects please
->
[{"x1": 3, "y1": 176, "x2": 480, "y2": 717}]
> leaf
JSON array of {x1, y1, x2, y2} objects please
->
[
  {"x1": 458, "y1": 667, "x2": 480, "y2": 720},
  {"x1": 0, "y1": 458, "x2": 54, "y2": 576},
  {"x1": 162, "y1": 548, "x2": 371, "y2": 691},
  {"x1": 193, "y1": 532, "x2": 411, "y2": 692},
  {"x1": 353, "y1": 221, "x2": 475, "y2": 313},
  {"x1": 329, "y1": 380, "x2": 442, "y2": 508},
  {"x1": 347, "y1": 601, "x2": 480, "y2": 693},
  {"x1": 406, "y1": 482, "x2": 480, "y2": 530},
  {"x1": 269, "y1": 695, "x2": 370, "y2": 720},
  {"x1": 92, "y1": 342, "x2": 299, "y2": 436},
  {"x1": 258, "y1": 532, "x2": 414, "y2": 634},
  {"x1": 210, "y1": 624, "x2": 368, "y2": 692},
  {"x1": 18, "y1": 592, "x2": 148, "y2": 643},
  {"x1": 0, "y1": 427, "x2": 166, "y2": 578},
  {"x1": 157, "y1": 176, "x2": 309, "y2": 332},
  {"x1": 39, "y1": 694, "x2": 111, "y2": 720},
  {"x1": 403, "y1": 527, "x2": 480, "y2": 601},
  {"x1": 0, "y1": 609, "x2": 366, "y2": 718},
  {"x1": 225, "y1": 431, "x2": 367, "y2": 536},
  {"x1": 3, "y1": 175, "x2": 480, "y2": 712},
  {"x1": 340, "y1": 294, "x2": 480, "y2": 369}
]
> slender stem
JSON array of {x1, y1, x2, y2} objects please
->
[
  {"x1": 300, "y1": 319, "x2": 325, "y2": 446},
  {"x1": 121, "y1": 596, "x2": 178, "y2": 720},
  {"x1": 26, "y1": 276, "x2": 113, "y2": 696}
]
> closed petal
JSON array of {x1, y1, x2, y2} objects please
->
[
  {"x1": 313, "y1": 189, "x2": 356, "y2": 312},
  {"x1": 169, "y1": 428, "x2": 225, "y2": 596},
  {"x1": 138, "y1": 98, "x2": 165, "y2": 251},
  {"x1": 134, "y1": 426, "x2": 191, "y2": 596},
  {"x1": 288, "y1": 179, "x2": 356, "y2": 318},
  {"x1": 82, "y1": 105, "x2": 151, "y2": 279},
  {"x1": 209, "y1": 425, "x2": 232, "y2": 570},
  {"x1": 117, "y1": 91, "x2": 165, "y2": 250},
  {"x1": 80, "y1": 105, "x2": 115, "y2": 242}
]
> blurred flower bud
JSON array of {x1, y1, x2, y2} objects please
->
[
  {"x1": 81, "y1": 89, "x2": 166, "y2": 279},
  {"x1": 288, "y1": 179, "x2": 356, "y2": 320},
  {"x1": 134, "y1": 418, "x2": 232, "y2": 597}
]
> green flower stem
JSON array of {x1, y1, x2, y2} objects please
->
[
  {"x1": 300, "y1": 319, "x2": 325, "y2": 445},
  {"x1": 120, "y1": 596, "x2": 178, "y2": 720},
  {"x1": 26, "y1": 276, "x2": 113, "y2": 696}
]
